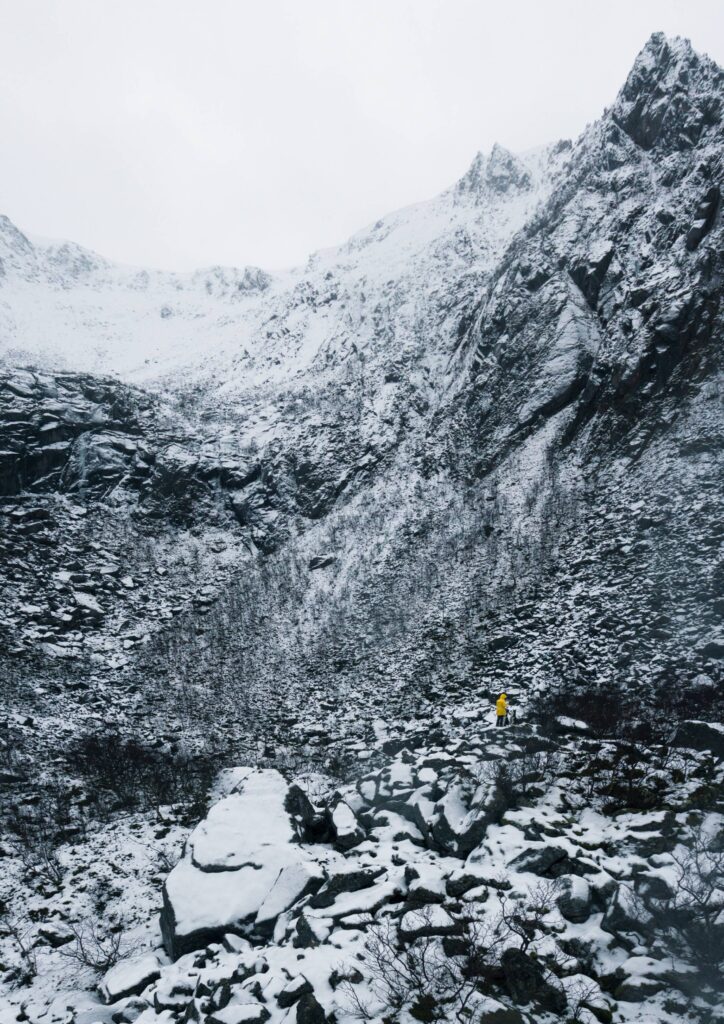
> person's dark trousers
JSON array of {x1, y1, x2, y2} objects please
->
[{"x1": 496, "y1": 715, "x2": 507, "y2": 727}]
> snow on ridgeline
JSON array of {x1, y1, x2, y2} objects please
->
[
  {"x1": 0, "y1": 143, "x2": 568, "y2": 386},
  {"x1": 0, "y1": 213, "x2": 275, "y2": 381}
]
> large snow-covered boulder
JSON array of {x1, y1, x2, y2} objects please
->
[
  {"x1": 556, "y1": 875, "x2": 592, "y2": 923},
  {"x1": 429, "y1": 780, "x2": 508, "y2": 857},
  {"x1": 161, "y1": 769, "x2": 325, "y2": 958}
]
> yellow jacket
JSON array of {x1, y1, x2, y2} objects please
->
[{"x1": 496, "y1": 694, "x2": 508, "y2": 716}]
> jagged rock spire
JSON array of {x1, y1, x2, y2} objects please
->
[
  {"x1": 611, "y1": 32, "x2": 723, "y2": 151},
  {"x1": 456, "y1": 142, "x2": 532, "y2": 198}
]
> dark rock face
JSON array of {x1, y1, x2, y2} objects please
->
[
  {"x1": 309, "y1": 866, "x2": 384, "y2": 909},
  {"x1": 277, "y1": 976, "x2": 313, "y2": 1009},
  {"x1": 292, "y1": 914, "x2": 319, "y2": 950},
  {"x1": 612, "y1": 34, "x2": 723, "y2": 152},
  {"x1": 455, "y1": 144, "x2": 532, "y2": 200},
  {"x1": 478, "y1": 1009, "x2": 526, "y2": 1024},
  {"x1": 0, "y1": 368, "x2": 269, "y2": 521},
  {"x1": 0, "y1": 366, "x2": 286, "y2": 664},
  {"x1": 508, "y1": 846, "x2": 585, "y2": 879},
  {"x1": 601, "y1": 884, "x2": 647, "y2": 938},
  {"x1": 284, "y1": 784, "x2": 322, "y2": 838},
  {"x1": 669, "y1": 719, "x2": 724, "y2": 757},
  {"x1": 308, "y1": 555, "x2": 335, "y2": 570},
  {"x1": 686, "y1": 185, "x2": 720, "y2": 250},
  {"x1": 464, "y1": 35, "x2": 723, "y2": 459},
  {"x1": 295, "y1": 993, "x2": 325, "y2": 1024}
]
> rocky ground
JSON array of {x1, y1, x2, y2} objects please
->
[{"x1": 1, "y1": 704, "x2": 722, "y2": 1024}]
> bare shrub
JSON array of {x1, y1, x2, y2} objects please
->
[
  {"x1": 470, "y1": 751, "x2": 560, "y2": 815},
  {"x1": 497, "y1": 880, "x2": 561, "y2": 953},
  {"x1": 61, "y1": 919, "x2": 128, "y2": 973},
  {"x1": 635, "y1": 825, "x2": 724, "y2": 985},
  {"x1": 6, "y1": 787, "x2": 68, "y2": 888},
  {"x1": 63, "y1": 730, "x2": 218, "y2": 817},
  {"x1": 22, "y1": 835, "x2": 64, "y2": 889},
  {"x1": 344, "y1": 885, "x2": 565, "y2": 1023},
  {"x1": 0, "y1": 900, "x2": 38, "y2": 984},
  {"x1": 565, "y1": 977, "x2": 607, "y2": 1022},
  {"x1": 344, "y1": 912, "x2": 480, "y2": 1022}
]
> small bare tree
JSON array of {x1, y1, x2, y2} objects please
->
[
  {"x1": 343, "y1": 891, "x2": 566, "y2": 1024},
  {"x1": 637, "y1": 825, "x2": 724, "y2": 984},
  {"x1": 0, "y1": 902, "x2": 38, "y2": 984},
  {"x1": 343, "y1": 908, "x2": 497, "y2": 1023},
  {"x1": 565, "y1": 977, "x2": 607, "y2": 1022},
  {"x1": 61, "y1": 919, "x2": 128, "y2": 973},
  {"x1": 497, "y1": 880, "x2": 561, "y2": 953}
]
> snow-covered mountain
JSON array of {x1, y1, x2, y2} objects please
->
[
  {"x1": 0, "y1": 32, "x2": 722, "y2": 1024},
  {"x1": 0, "y1": 143, "x2": 566, "y2": 383}
]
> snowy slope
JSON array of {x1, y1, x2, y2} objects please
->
[
  {"x1": 0, "y1": 215, "x2": 274, "y2": 377},
  {"x1": 0, "y1": 143, "x2": 568, "y2": 387}
]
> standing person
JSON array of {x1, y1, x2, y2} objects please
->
[{"x1": 496, "y1": 692, "x2": 508, "y2": 727}]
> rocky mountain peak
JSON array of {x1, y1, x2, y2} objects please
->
[
  {"x1": 0, "y1": 214, "x2": 36, "y2": 277},
  {"x1": 611, "y1": 31, "x2": 723, "y2": 152},
  {"x1": 455, "y1": 142, "x2": 532, "y2": 199}
]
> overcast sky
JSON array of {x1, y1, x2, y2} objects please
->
[{"x1": 1, "y1": 0, "x2": 722, "y2": 272}]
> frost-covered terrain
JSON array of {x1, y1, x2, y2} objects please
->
[{"x1": 1, "y1": 32, "x2": 723, "y2": 1024}]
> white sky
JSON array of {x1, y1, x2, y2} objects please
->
[{"x1": 1, "y1": 0, "x2": 722, "y2": 272}]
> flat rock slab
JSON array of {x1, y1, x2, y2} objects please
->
[{"x1": 191, "y1": 770, "x2": 295, "y2": 870}]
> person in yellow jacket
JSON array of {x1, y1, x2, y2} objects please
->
[{"x1": 496, "y1": 692, "x2": 508, "y2": 727}]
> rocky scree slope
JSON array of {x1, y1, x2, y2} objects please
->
[
  {"x1": 0, "y1": 140, "x2": 575, "y2": 766},
  {"x1": 3, "y1": 713, "x2": 723, "y2": 1024},
  {"x1": 126, "y1": 32, "x2": 723, "y2": 739},
  {"x1": 2, "y1": 39, "x2": 720, "y2": 724}
]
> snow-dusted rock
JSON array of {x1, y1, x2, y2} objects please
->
[
  {"x1": 189, "y1": 771, "x2": 297, "y2": 870},
  {"x1": 556, "y1": 874, "x2": 592, "y2": 923},
  {"x1": 161, "y1": 770, "x2": 326, "y2": 958},
  {"x1": 276, "y1": 975, "x2": 313, "y2": 1009},
  {"x1": 399, "y1": 904, "x2": 458, "y2": 940},
  {"x1": 206, "y1": 990, "x2": 270, "y2": 1024},
  {"x1": 100, "y1": 953, "x2": 161, "y2": 1003},
  {"x1": 330, "y1": 800, "x2": 364, "y2": 850},
  {"x1": 429, "y1": 780, "x2": 508, "y2": 857},
  {"x1": 255, "y1": 862, "x2": 325, "y2": 935},
  {"x1": 508, "y1": 844, "x2": 583, "y2": 878},
  {"x1": 308, "y1": 863, "x2": 385, "y2": 909}
]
